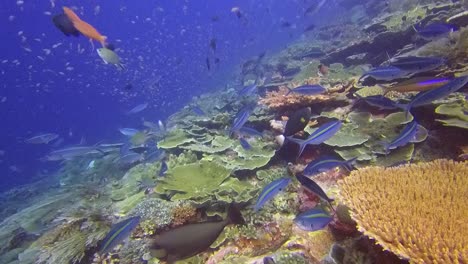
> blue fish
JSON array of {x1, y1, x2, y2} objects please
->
[
  {"x1": 263, "y1": 257, "x2": 276, "y2": 264},
  {"x1": 239, "y1": 138, "x2": 252, "y2": 150},
  {"x1": 398, "y1": 76, "x2": 468, "y2": 115},
  {"x1": 287, "y1": 120, "x2": 342, "y2": 158},
  {"x1": 294, "y1": 208, "x2": 333, "y2": 232},
  {"x1": 414, "y1": 22, "x2": 457, "y2": 40},
  {"x1": 126, "y1": 103, "x2": 148, "y2": 115},
  {"x1": 303, "y1": 156, "x2": 357, "y2": 176},
  {"x1": 382, "y1": 120, "x2": 421, "y2": 153},
  {"x1": 359, "y1": 66, "x2": 409, "y2": 82},
  {"x1": 159, "y1": 161, "x2": 168, "y2": 176},
  {"x1": 192, "y1": 106, "x2": 205, "y2": 116},
  {"x1": 238, "y1": 126, "x2": 263, "y2": 137},
  {"x1": 388, "y1": 56, "x2": 445, "y2": 73},
  {"x1": 355, "y1": 94, "x2": 399, "y2": 110},
  {"x1": 100, "y1": 216, "x2": 141, "y2": 254},
  {"x1": 238, "y1": 84, "x2": 257, "y2": 96},
  {"x1": 119, "y1": 128, "x2": 139, "y2": 137},
  {"x1": 286, "y1": 84, "x2": 326, "y2": 96},
  {"x1": 229, "y1": 107, "x2": 253, "y2": 136},
  {"x1": 116, "y1": 152, "x2": 142, "y2": 165},
  {"x1": 295, "y1": 175, "x2": 334, "y2": 204},
  {"x1": 254, "y1": 178, "x2": 291, "y2": 212}
]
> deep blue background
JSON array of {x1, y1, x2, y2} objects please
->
[{"x1": 0, "y1": 0, "x2": 341, "y2": 190}]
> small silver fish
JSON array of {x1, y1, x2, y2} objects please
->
[{"x1": 97, "y1": 48, "x2": 125, "y2": 70}]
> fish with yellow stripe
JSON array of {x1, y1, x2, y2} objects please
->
[
  {"x1": 99, "y1": 216, "x2": 141, "y2": 254},
  {"x1": 254, "y1": 177, "x2": 291, "y2": 212}
]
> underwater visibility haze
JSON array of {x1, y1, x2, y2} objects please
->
[{"x1": 0, "y1": 0, "x2": 467, "y2": 263}]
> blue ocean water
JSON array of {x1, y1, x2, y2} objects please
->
[{"x1": 0, "y1": 0, "x2": 342, "y2": 191}]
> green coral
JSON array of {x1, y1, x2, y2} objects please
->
[
  {"x1": 110, "y1": 162, "x2": 160, "y2": 202},
  {"x1": 435, "y1": 99, "x2": 468, "y2": 129},
  {"x1": 154, "y1": 160, "x2": 232, "y2": 204},
  {"x1": 158, "y1": 129, "x2": 196, "y2": 149}
]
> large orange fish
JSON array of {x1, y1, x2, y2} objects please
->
[{"x1": 63, "y1": 7, "x2": 107, "y2": 47}]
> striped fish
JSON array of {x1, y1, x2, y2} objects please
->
[
  {"x1": 382, "y1": 120, "x2": 423, "y2": 153},
  {"x1": 99, "y1": 216, "x2": 141, "y2": 254},
  {"x1": 294, "y1": 207, "x2": 332, "y2": 231},
  {"x1": 303, "y1": 156, "x2": 356, "y2": 176},
  {"x1": 287, "y1": 120, "x2": 342, "y2": 158},
  {"x1": 296, "y1": 175, "x2": 334, "y2": 205},
  {"x1": 254, "y1": 178, "x2": 291, "y2": 212}
]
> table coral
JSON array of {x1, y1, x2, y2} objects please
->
[{"x1": 339, "y1": 159, "x2": 468, "y2": 263}]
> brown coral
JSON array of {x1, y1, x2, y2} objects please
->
[
  {"x1": 338, "y1": 160, "x2": 468, "y2": 264},
  {"x1": 259, "y1": 86, "x2": 334, "y2": 110},
  {"x1": 170, "y1": 204, "x2": 197, "y2": 227}
]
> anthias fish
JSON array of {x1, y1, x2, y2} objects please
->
[
  {"x1": 63, "y1": 7, "x2": 108, "y2": 47},
  {"x1": 294, "y1": 207, "x2": 333, "y2": 232},
  {"x1": 286, "y1": 84, "x2": 326, "y2": 96},
  {"x1": 149, "y1": 205, "x2": 245, "y2": 263},
  {"x1": 284, "y1": 107, "x2": 312, "y2": 136},
  {"x1": 254, "y1": 177, "x2": 291, "y2": 212},
  {"x1": 99, "y1": 216, "x2": 141, "y2": 254},
  {"x1": 303, "y1": 156, "x2": 356, "y2": 176},
  {"x1": 287, "y1": 120, "x2": 342, "y2": 158}
]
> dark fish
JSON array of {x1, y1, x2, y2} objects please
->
[
  {"x1": 229, "y1": 107, "x2": 253, "y2": 136},
  {"x1": 359, "y1": 66, "x2": 410, "y2": 82},
  {"x1": 239, "y1": 138, "x2": 252, "y2": 150},
  {"x1": 284, "y1": 107, "x2": 312, "y2": 136},
  {"x1": 294, "y1": 207, "x2": 333, "y2": 231},
  {"x1": 264, "y1": 256, "x2": 276, "y2": 264},
  {"x1": 254, "y1": 178, "x2": 291, "y2": 212},
  {"x1": 303, "y1": 156, "x2": 357, "y2": 176},
  {"x1": 414, "y1": 22, "x2": 458, "y2": 39},
  {"x1": 281, "y1": 21, "x2": 292, "y2": 28},
  {"x1": 105, "y1": 42, "x2": 116, "y2": 51},
  {"x1": 99, "y1": 216, "x2": 141, "y2": 254},
  {"x1": 209, "y1": 38, "x2": 217, "y2": 52},
  {"x1": 192, "y1": 106, "x2": 205, "y2": 116},
  {"x1": 214, "y1": 57, "x2": 220, "y2": 65},
  {"x1": 52, "y1": 13, "x2": 80, "y2": 37},
  {"x1": 398, "y1": 76, "x2": 468, "y2": 115},
  {"x1": 239, "y1": 126, "x2": 263, "y2": 137},
  {"x1": 388, "y1": 56, "x2": 445, "y2": 73},
  {"x1": 286, "y1": 84, "x2": 326, "y2": 96},
  {"x1": 211, "y1": 15, "x2": 220, "y2": 22},
  {"x1": 304, "y1": 24, "x2": 316, "y2": 32},
  {"x1": 380, "y1": 77, "x2": 451, "y2": 94},
  {"x1": 355, "y1": 94, "x2": 399, "y2": 110},
  {"x1": 206, "y1": 57, "x2": 211, "y2": 70},
  {"x1": 296, "y1": 175, "x2": 334, "y2": 204},
  {"x1": 124, "y1": 83, "x2": 133, "y2": 90},
  {"x1": 287, "y1": 120, "x2": 342, "y2": 158},
  {"x1": 382, "y1": 120, "x2": 421, "y2": 153},
  {"x1": 159, "y1": 161, "x2": 168, "y2": 176},
  {"x1": 149, "y1": 205, "x2": 245, "y2": 263},
  {"x1": 238, "y1": 84, "x2": 257, "y2": 96}
]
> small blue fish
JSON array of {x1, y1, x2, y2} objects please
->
[
  {"x1": 398, "y1": 76, "x2": 468, "y2": 115},
  {"x1": 100, "y1": 216, "x2": 141, "y2": 254},
  {"x1": 119, "y1": 128, "x2": 139, "y2": 137},
  {"x1": 239, "y1": 138, "x2": 252, "y2": 150},
  {"x1": 192, "y1": 106, "x2": 205, "y2": 116},
  {"x1": 238, "y1": 84, "x2": 257, "y2": 96},
  {"x1": 159, "y1": 161, "x2": 168, "y2": 176},
  {"x1": 296, "y1": 174, "x2": 334, "y2": 204},
  {"x1": 126, "y1": 103, "x2": 148, "y2": 115},
  {"x1": 25, "y1": 133, "x2": 59, "y2": 144},
  {"x1": 355, "y1": 94, "x2": 399, "y2": 110},
  {"x1": 116, "y1": 152, "x2": 142, "y2": 165},
  {"x1": 263, "y1": 257, "x2": 276, "y2": 264},
  {"x1": 229, "y1": 107, "x2": 253, "y2": 136},
  {"x1": 254, "y1": 177, "x2": 291, "y2": 212},
  {"x1": 287, "y1": 120, "x2": 342, "y2": 158},
  {"x1": 294, "y1": 208, "x2": 333, "y2": 232},
  {"x1": 359, "y1": 66, "x2": 409, "y2": 82},
  {"x1": 388, "y1": 56, "x2": 445, "y2": 73},
  {"x1": 303, "y1": 156, "x2": 356, "y2": 176},
  {"x1": 382, "y1": 120, "x2": 421, "y2": 153},
  {"x1": 414, "y1": 22, "x2": 457, "y2": 40},
  {"x1": 238, "y1": 126, "x2": 263, "y2": 137},
  {"x1": 286, "y1": 84, "x2": 326, "y2": 96}
]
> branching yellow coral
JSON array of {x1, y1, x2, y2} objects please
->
[{"x1": 338, "y1": 160, "x2": 468, "y2": 264}]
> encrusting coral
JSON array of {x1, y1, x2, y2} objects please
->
[{"x1": 338, "y1": 159, "x2": 468, "y2": 263}]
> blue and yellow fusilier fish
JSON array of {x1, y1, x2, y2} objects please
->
[
  {"x1": 287, "y1": 120, "x2": 342, "y2": 158},
  {"x1": 294, "y1": 207, "x2": 333, "y2": 232},
  {"x1": 254, "y1": 177, "x2": 291, "y2": 212},
  {"x1": 303, "y1": 156, "x2": 357, "y2": 177},
  {"x1": 99, "y1": 216, "x2": 141, "y2": 254},
  {"x1": 296, "y1": 174, "x2": 334, "y2": 208},
  {"x1": 381, "y1": 120, "x2": 427, "y2": 153},
  {"x1": 286, "y1": 84, "x2": 326, "y2": 96}
]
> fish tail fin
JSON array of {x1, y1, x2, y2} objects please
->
[
  {"x1": 296, "y1": 142, "x2": 306, "y2": 160},
  {"x1": 100, "y1": 36, "x2": 108, "y2": 47},
  {"x1": 117, "y1": 63, "x2": 126, "y2": 71},
  {"x1": 396, "y1": 103, "x2": 411, "y2": 118},
  {"x1": 226, "y1": 204, "x2": 245, "y2": 225},
  {"x1": 377, "y1": 84, "x2": 390, "y2": 95},
  {"x1": 285, "y1": 87, "x2": 292, "y2": 96},
  {"x1": 344, "y1": 157, "x2": 358, "y2": 171}
]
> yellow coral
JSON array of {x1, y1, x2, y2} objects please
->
[{"x1": 339, "y1": 160, "x2": 468, "y2": 264}]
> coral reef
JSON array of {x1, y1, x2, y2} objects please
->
[{"x1": 339, "y1": 159, "x2": 468, "y2": 263}]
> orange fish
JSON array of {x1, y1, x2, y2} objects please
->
[{"x1": 63, "y1": 7, "x2": 107, "y2": 47}]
